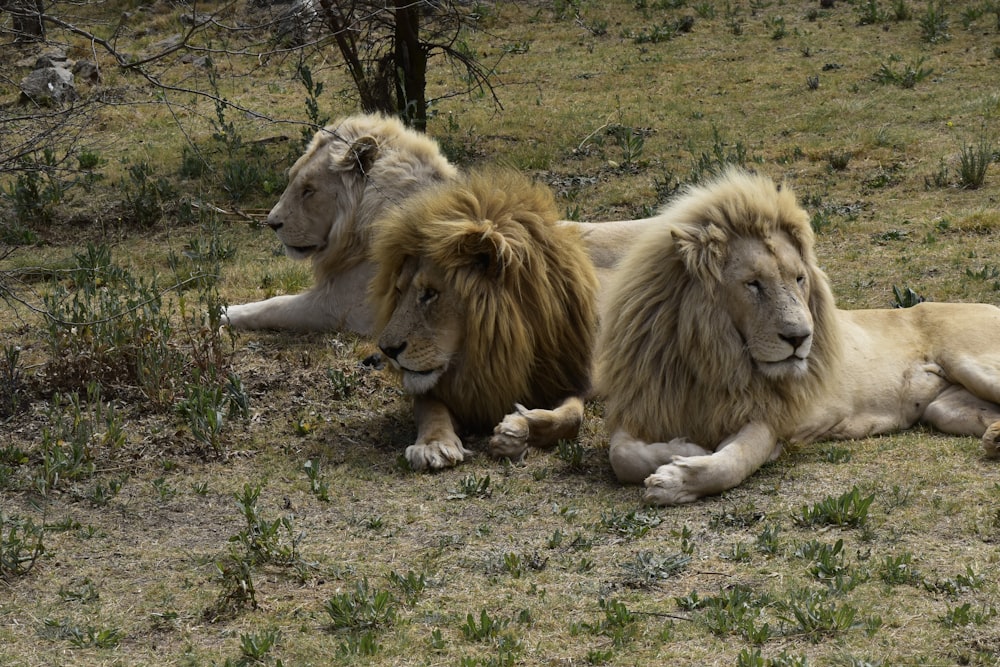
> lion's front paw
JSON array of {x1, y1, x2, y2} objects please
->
[
  {"x1": 489, "y1": 410, "x2": 530, "y2": 462},
  {"x1": 406, "y1": 439, "x2": 473, "y2": 471},
  {"x1": 983, "y1": 421, "x2": 1000, "y2": 459},
  {"x1": 642, "y1": 462, "x2": 698, "y2": 506}
]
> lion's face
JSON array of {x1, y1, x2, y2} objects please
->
[
  {"x1": 719, "y1": 230, "x2": 814, "y2": 380},
  {"x1": 266, "y1": 135, "x2": 373, "y2": 261},
  {"x1": 377, "y1": 256, "x2": 466, "y2": 395}
]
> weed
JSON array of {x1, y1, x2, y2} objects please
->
[
  {"x1": 672, "y1": 523, "x2": 695, "y2": 554},
  {"x1": 793, "y1": 486, "x2": 875, "y2": 528},
  {"x1": 856, "y1": 0, "x2": 887, "y2": 26},
  {"x1": 891, "y1": 285, "x2": 925, "y2": 308},
  {"x1": 327, "y1": 367, "x2": 353, "y2": 399},
  {"x1": 239, "y1": 626, "x2": 281, "y2": 662},
  {"x1": 303, "y1": 458, "x2": 330, "y2": 502},
  {"x1": 461, "y1": 608, "x2": 509, "y2": 641},
  {"x1": 387, "y1": 569, "x2": 426, "y2": 605},
  {"x1": 756, "y1": 524, "x2": 781, "y2": 555},
  {"x1": 919, "y1": 1, "x2": 950, "y2": 43},
  {"x1": 939, "y1": 602, "x2": 996, "y2": 627},
  {"x1": 230, "y1": 483, "x2": 303, "y2": 566},
  {"x1": 766, "y1": 15, "x2": 787, "y2": 39},
  {"x1": 879, "y1": 552, "x2": 921, "y2": 585},
  {"x1": 620, "y1": 551, "x2": 690, "y2": 587},
  {"x1": 583, "y1": 598, "x2": 638, "y2": 648},
  {"x1": 336, "y1": 630, "x2": 381, "y2": 656},
  {"x1": 87, "y1": 475, "x2": 126, "y2": 507},
  {"x1": 122, "y1": 161, "x2": 176, "y2": 226},
  {"x1": 827, "y1": 150, "x2": 852, "y2": 171},
  {"x1": 957, "y1": 137, "x2": 994, "y2": 189},
  {"x1": 449, "y1": 473, "x2": 492, "y2": 499},
  {"x1": 58, "y1": 577, "x2": 99, "y2": 603},
  {"x1": 694, "y1": 585, "x2": 772, "y2": 643},
  {"x1": 176, "y1": 380, "x2": 227, "y2": 457},
  {"x1": 208, "y1": 554, "x2": 258, "y2": 618},
  {"x1": 873, "y1": 55, "x2": 933, "y2": 88},
  {"x1": 326, "y1": 579, "x2": 399, "y2": 631},
  {"x1": 0, "y1": 344, "x2": 25, "y2": 420},
  {"x1": 599, "y1": 508, "x2": 661, "y2": 539},
  {"x1": 556, "y1": 438, "x2": 587, "y2": 470},
  {"x1": 2, "y1": 149, "x2": 64, "y2": 228},
  {"x1": 689, "y1": 126, "x2": 754, "y2": 183},
  {"x1": 821, "y1": 445, "x2": 852, "y2": 463},
  {"x1": 1, "y1": 514, "x2": 45, "y2": 579},
  {"x1": 924, "y1": 565, "x2": 985, "y2": 596},
  {"x1": 777, "y1": 587, "x2": 860, "y2": 639},
  {"x1": 890, "y1": 0, "x2": 911, "y2": 21},
  {"x1": 297, "y1": 62, "x2": 330, "y2": 149},
  {"x1": 738, "y1": 648, "x2": 809, "y2": 667},
  {"x1": 45, "y1": 620, "x2": 123, "y2": 648}
]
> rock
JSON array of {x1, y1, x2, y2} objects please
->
[
  {"x1": 19, "y1": 67, "x2": 78, "y2": 105},
  {"x1": 72, "y1": 60, "x2": 100, "y2": 85}
]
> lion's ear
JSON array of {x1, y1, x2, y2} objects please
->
[
  {"x1": 340, "y1": 135, "x2": 380, "y2": 174},
  {"x1": 673, "y1": 223, "x2": 727, "y2": 285},
  {"x1": 461, "y1": 228, "x2": 512, "y2": 282}
]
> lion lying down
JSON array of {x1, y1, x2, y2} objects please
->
[
  {"x1": 597, "y1": 168, "x2": 1000, "y2": 505},
  {"x1": 371, "y1": 169, "x2": 599, "y2": 470},
  {"x1": 223, "y1": 113, "x2": 653, "y2": 335}
]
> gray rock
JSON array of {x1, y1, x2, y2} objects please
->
[{"x1": 19, "y1": 67, "x2": 78, "y2": 105}]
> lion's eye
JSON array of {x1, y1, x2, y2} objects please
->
[
  {"x1": 747, "y1": 280, "x2": 762, "y2": 294},
  {"x1": 301, "y1": 185, "x2": 315, "y2": 200},
  {"x1": 418, "y1": 288, "x2": 438, "y2": 305},
  {"x1": 797, "y1": 275, "x2": 806, "y2": 287}
]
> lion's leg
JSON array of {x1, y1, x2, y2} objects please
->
[
  {"x1": 607, "y1": 429, "x2": 713, "y2": 485},
  {"x1": 922, "y1": 385, "x2": 1000, "y2": 458},
  {"x1": 406, "y1": 396, "x2": 474, "y2": 471},
  {"x1": 642, "y1": 422, "x2": 778, "y2": 506},
  {"x1": 489, "y1": 397, "x2": 585, "y2": 461},
  {"x1": 223, "y1": 264, "x2": 376, "y2": 334}
]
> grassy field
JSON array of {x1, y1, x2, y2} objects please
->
[{"x1": 2, "y1": 1, "x2": 1000, "y2": 665}]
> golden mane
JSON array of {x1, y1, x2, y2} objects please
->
[
  {"x1": 372, "y1": 169, "x2": 599, "y2": 432},
  {"x1": 597, "y1": 168, "x2": 841, "y2": 445}
]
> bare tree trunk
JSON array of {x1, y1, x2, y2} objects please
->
[
  {"x1": 2, "y1": 0, "x2": 45, "y2": 42},
  {"x1": 393, "y1": 0, "x2": 427, "y2": 131}
]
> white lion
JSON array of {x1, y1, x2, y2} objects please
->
[
  {"x1": 223, "y1": 113, "x2": 654, "y2": 334},
  {"x1": 597, "y1": 168, "x2": 1000, "y2": 505}
]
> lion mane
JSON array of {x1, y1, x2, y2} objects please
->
[
  {"x1": 597, "y1": 168, "x2": 842, "y2": 446},
  {"x1": 372, "y1": 169, "x2": 599, "y2": 433}
]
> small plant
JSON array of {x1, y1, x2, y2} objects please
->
[
  {"x1": 620, "y1": 550, "x2": 690, "y2": 588},
  {"x1": 582, "y1": 598, "x2": 638, "y2": 648},
  {"x1": 231, "y1": 483, "x2": 302, "y2": 565},
  {"x1": 325, "y1": 579, "x2": 399, "y2": 631},
  {"x1": 297, "y1": 62, "x2": 330, "y2": 149},
  {"x1": 208, "y1": 553, "x2": 258, "y2": 618},
  {"x1": 176, "y1": 380, "x2": 227, "y2": 457},
  {"x1": 755, "y1": 524, "x2": 781, "y2": 554},
  {"x1": 448, "y1": 473, "x2": 492, "y2": 499},
  {"x1": 777, "y1": 587, "x2": 859, "y2": 639},
  {"x1": 879, "y1": 551, "x2": 921, "y2": 585},
  {"x1": 0, "y1": 344, "x2": 25, "y2": 420},
  {"x1": 556, "y1": 438, "x2": 587, "y2": 470},
  {"x1": 304, "y1": 458, "x2": 330, "y2": 501},
  {"x1": 461, "y1": 608, "x2": 509, "y2": 641},
  {"x1": 672, "y1": 523, "x2": 695, "y2": 554},
  {"x1": 939, "y1": 602, "x2": 996, "y2": 627},
  {"x1": 919, "y1": 1, "x2": 950, "y2": 43},
  {"x1": 891, "y1": 285, "x2": 926, "y2": 308},
  {"x1": 874, "y1": 55, "x2": 933, "y2": 88},
  {"x1": 239, "y1": 627, "x2": 282, "y2": 662},
  {"x1": 606, "y1": 124, "x2": 646, "y2": 167},
  {"x1": 599, "y1": 508, "x2": 662, "y2": 539},
  {"x1": 957, "y1": 137, "x2": 994, "y2": 189},
  {"x1": 793, "y1": 486, "x2": 875, "y2": 528},
  {"x1": 856, "y1": 0, "x2": 888, "y2": 26},
  {"x1": 387, "y1": 569, "x2": 426, "y2": 606},
  {"x1": 827, "y1": 150, "x2": 852, "y2": 171},
  {"x1": 122, "y1": 161, "x2": 176, "y2": 226},
  {"x1": 925, "y1": 565, "x2": 985, "y2": 596},
  {"x1": 1, "y1": 514, "x2": 45, "y2": 579}
]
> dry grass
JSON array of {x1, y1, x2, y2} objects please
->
[{"x1": 3, "y1": 1, "x2": 1000, "y2": 665}]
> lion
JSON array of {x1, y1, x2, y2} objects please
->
[
  {"x1": 371, "y1": 168, "x2": 599, "y2": 470},
  {"x1": 597, "y1": 167, "x2": 1000, "y2": 505},
  {"x1": 224, "y1": 113, "x2": 654, "y2": 335}
]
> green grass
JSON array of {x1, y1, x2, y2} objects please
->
[{"x1": 2, "y1": 1, "x2": 1000, "y2": 665}]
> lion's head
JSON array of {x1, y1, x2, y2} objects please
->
[
  {"x1": 267, "y1": 114, "x2": 457, "y2": 277},
  {"x1": 372, "y1": 169, "x2": 599, "y2": 433},
  {"x1": 597, "y1": 168, "x2": 841, "y2": 446}
]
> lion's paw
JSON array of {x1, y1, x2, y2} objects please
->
[
  {"x1": 489, "y1": 410, "x2": 530, "y2": 462},
  {"x1": 983, "y1": 421, "x2": 1000, "y2": 459},
  {"x1": 641, "y1": 463, "x2": 698, "y2": 506},
  {"x1": 406, "y1": 439, "x2": 473, "y2": 471}
]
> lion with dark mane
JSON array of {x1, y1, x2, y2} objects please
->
[
  {"x1": 598, "y1": 168, "x2": 1000, "y2": 505},
  {"x1": 372, "y1": 169, "x2": 599, "y2": 470},
  {"x1": 223, "y1": 113, "x2": 652, "y2": 335}
]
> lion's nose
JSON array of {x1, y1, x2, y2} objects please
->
[
  {"x1": 267, "y1": 214, "x2": 282, "y2": 231},
  {"x1": 379, "y1": 341, "x2": 407, "y2": 361},
  {"x1": 780, "y1": 333, "x2": 810, "y2": 350}
]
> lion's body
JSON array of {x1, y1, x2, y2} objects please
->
[
  {"x1": 224, "y1": 113, "x2": 652, "y2": 334},
  {"x1": 372, "y1": 169, "x2": 599, "y2": 470},
  {"x1": 598, "y1": 168, "x2": 1000, "y2": 505}
]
